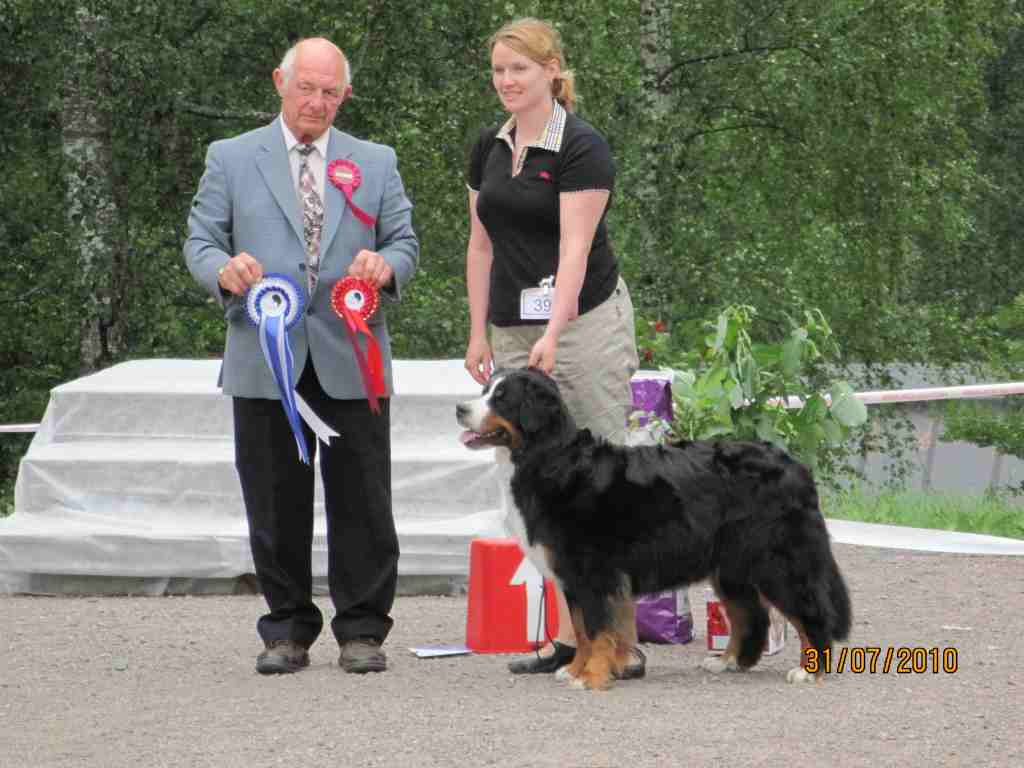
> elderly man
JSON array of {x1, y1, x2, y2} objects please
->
[{"x1": 184, "y1": 37, "x2": 418, "y2": 675}]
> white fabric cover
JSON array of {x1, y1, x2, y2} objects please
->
[
  {"x1": 1, "y1": 359, "x2": 506, "y2": 593},
  {"x1": 2, "y1": 359, "x2": 1021, "y2": 595}
]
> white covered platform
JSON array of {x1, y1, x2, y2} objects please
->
[
  {"x1": 0, "y1": 359, "x2": 506, "y2": 594},
  {"x1": 3, "y1": 358, "x2": 1022, "y2": 596}
]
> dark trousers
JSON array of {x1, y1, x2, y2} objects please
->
[{"x1": 233, "y1": 361, "x2": 398, "y2": 649}]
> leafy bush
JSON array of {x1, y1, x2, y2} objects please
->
[
  {"x1": 388, "y1": 272, "x2": 469, "y2": 360},
  {"x1": 639, "y1": 305, "x2": 868, "y2": 482},
  {"x1": 942, "y1": 293, "x2": 1024, "y2": 494}
]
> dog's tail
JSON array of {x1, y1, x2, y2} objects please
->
[{"x1": 826, "y1": 553, "x2": 852, "y2": 642}]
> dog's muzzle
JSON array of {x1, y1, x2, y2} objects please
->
[{"x1": 456, "y1": 398, "x2": 510, "y2": 450}]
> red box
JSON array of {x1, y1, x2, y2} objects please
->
[
  {"x1": 465, "y1": 537, "x2": 560, "y2": 653},
  {"x1": 706, "y1": 593, "x2": 787, "y2": 656}
]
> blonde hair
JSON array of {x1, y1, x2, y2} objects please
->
[{"x1": 490, "y1": 17, "x2": 576, "y2": 112}]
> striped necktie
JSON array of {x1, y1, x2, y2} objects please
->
[{"x1": 296, "y1": 143, "x2": 324, "y2": 295}]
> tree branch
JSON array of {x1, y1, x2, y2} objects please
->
[
  {"x1": 748, "y1": 0, "x2": 787, "y2": 33},
  {"x1": 715, "y1": 102, "x2": 791, "y2": 126},
  {"x1": 175, "y1": 100, "x2": 275, "y2": 122},
  {"x1": 177, "y1": 7, "x2": 218, "y2": 46},
  {"x1": 352, "y1": 0, "x2": 383, "y2": 80},
  {"x1": 679, "y1": 121, "x2": 804, "y2": 145},
  {"x1": 657, "y1": 44, "x2": 809, "y2": 88}
]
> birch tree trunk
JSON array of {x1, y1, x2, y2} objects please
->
[
  {"x1": 62, "y1": 6, "x2": 123, "y2": 373},
  {"x1": 638, "y1": 0, "x2": 672, "y2": 313}
]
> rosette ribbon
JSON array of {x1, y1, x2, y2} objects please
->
[
  {"x1": 331, "y1": 276, "x2": 386, "y2": 414},
  {"x1": 246, "y1": 274, "x2": 339, "y2": 463},
  {"x1": 327, "y1": 159, "x2": 377, "y2": 228}
]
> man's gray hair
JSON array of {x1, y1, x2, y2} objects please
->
[{"x1": 279, "y1": 39, "x2": 351, "y2": 88}]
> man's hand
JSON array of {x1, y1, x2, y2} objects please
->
[
  {"x1": 217, "y1": 252, "x2": 264, "y2": 295},
  {"x1": 349, "y1": 249, "x2": 394, "y2": 288}
]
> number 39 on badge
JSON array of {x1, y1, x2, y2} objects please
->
[{"x1": 520, "y1": 276, "x2": 555, "y2": 321}]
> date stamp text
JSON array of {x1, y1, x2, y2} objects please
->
[{"x1": 804, "y1": 646, "x2": 959, "y2": 674}]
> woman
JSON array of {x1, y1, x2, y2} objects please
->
[{"x1": 464, "y1": 17, "x2": 643, "y2": 677}]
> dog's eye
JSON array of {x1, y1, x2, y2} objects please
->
[{"x1": 492, "y1": 384, "x2": 505, "y2": 400}]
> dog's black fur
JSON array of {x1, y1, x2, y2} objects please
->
[{"x1": 458, "y1": 367, "x2": 851, "y2": 685}]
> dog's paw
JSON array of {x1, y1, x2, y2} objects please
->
[
  {"x1": 569, "y1": 673, "x2": 612, "y2": 692},
  {"x1": 568, "y1": 675, "x2": 588, "y2": 690},
  {"x1": 701, "y1": 655, "x2": 739, "y2": 674},
  {"x1": 786, "y1": 666, "x2": 816, "y2": 684},
  {"x1": 555, "y1": 665, "x2": 577, "y2": 682}
]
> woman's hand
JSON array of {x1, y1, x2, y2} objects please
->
[
  {"x1": 465, "y1": 335, "x2": 494, "y2": 385},
  {"x1": 528, "y1": 333, "x2": 558, "y2": 375}
]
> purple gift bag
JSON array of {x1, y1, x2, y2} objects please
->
[
  {"x1": 636, "y1": 589, "x2": 694, "y2": 644},
  {"x1": 628, "y1": 376, "x2": 693, "y2": 643},
  {"x1": 630, "y1": 377, "x2": 673, "y2": 425}
]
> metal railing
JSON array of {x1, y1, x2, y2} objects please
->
[
  {"x1": 0, "y1": 424, "x2": 38, "y2": 434},
  {"x1": 0, "y1": 381, "x2": 1021, "y2": 438}
]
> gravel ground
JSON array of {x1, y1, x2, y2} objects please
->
[{"x1": 2, "y1": 543, "x2": 1022, "y2": 768}]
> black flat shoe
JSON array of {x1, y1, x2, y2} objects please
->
[
  {"x1": 614, "y1": 646, "x2": 646, "y2": 680},
  {"x1": 507, "y1": 641, "x2": 576, "y2": 674}
]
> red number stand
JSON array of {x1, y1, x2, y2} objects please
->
[{"x1": 465, "y1": 537, "x2": 560, "y2": 653}]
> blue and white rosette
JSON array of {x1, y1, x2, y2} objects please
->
[{"x1": 246, "y1": 274, "x2": 338, "y2": 464}]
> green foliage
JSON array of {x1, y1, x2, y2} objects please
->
[
  {"x1": 944, "y1": 403, "x2": 1024, "y2": 459},
  {"x1": 941, "y1": 292, "x2": 1024, "y2": 488},
  {"x1": 823, "y1": 488, "x2": 1024, "y2": 540},
  {"x1": 635, "y1": 316, "x2": 687, "y2": 369},
  {"x1": 388, "y1": 273, "x2": 470, "y2": 359},
  {"x1": 0, "y1": 482, "x2": 12, "y2": 518},
  {"x1": 618, "y1": 0, "x2": 1020, "y2": 373},
  {"x1": 1, "y1": 0, "x2": 1023, "y2": 502},
  {"x1": 660, "y1": 305, "x2": 868, "y2": 478}
]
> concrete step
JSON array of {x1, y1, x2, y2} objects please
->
[
  {"x1": 0, "y1": 506, "x2": 506, "y2": 583},
  {"x1": 35, "y1": 358, "x2": 480, "y2": 441},
  {"x1": 1, "y1": 358, "x2": 509, "y2": 593},
  {"x1": 15, "y1": 438, "x2": 503, "y2": 524}
]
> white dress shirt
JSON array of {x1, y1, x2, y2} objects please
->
[{"x1": 279, "y1": 116, "x2": 329, "y2": 204}]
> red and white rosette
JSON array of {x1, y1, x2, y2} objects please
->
[
  {"x1": 331, "y1": 276, "x2": 386, "y2": 413},
  {"x1": 327, "y1": 159, "x2": 377, "y2": 228},
  {"x1": 331, "y1": 274, "x2": 380, "y2": 321}
]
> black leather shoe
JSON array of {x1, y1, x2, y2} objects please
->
[
  {"x1": 256, "y1": 640, "x2": 310, "y2": 675},
  {"x1": 614, "y1": 646, "x2": 647, "y2": 680},
  {"x1": 507, "y1": 641, "x2": 576, "y2": 674}
]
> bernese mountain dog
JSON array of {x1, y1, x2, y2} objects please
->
[{"x1": 456, "y1": 367, "x2": 852, "y2": 691}]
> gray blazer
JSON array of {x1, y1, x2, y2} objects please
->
[{"x1": 184, "y1": 118, "x2": 419, "y2": 400}]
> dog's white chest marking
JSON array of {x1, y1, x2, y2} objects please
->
[
  {"x1": 506, "y1": 499, "x2": 554, "y2": 581},
  {"x1": 496, "y1": 449, "x2": 560, "y2": 587}
]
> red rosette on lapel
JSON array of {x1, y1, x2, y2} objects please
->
[
  {"x1": 327, "y1": 159, "x2": 377, "y2": 228},
  {"x1": 331, "y1": 276, "x2": 385, "y2": 413}
]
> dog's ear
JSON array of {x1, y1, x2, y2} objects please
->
[
  {"x1": 518, "y1": 373, "x2": 566, "y2": 437},
  {"x1": 519, "y1": 396, "x2": 554, "y2": 435}
]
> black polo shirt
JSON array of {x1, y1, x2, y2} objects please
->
[{"x1": 468, "y1": 106, "x2": 620, "y2": 327}]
